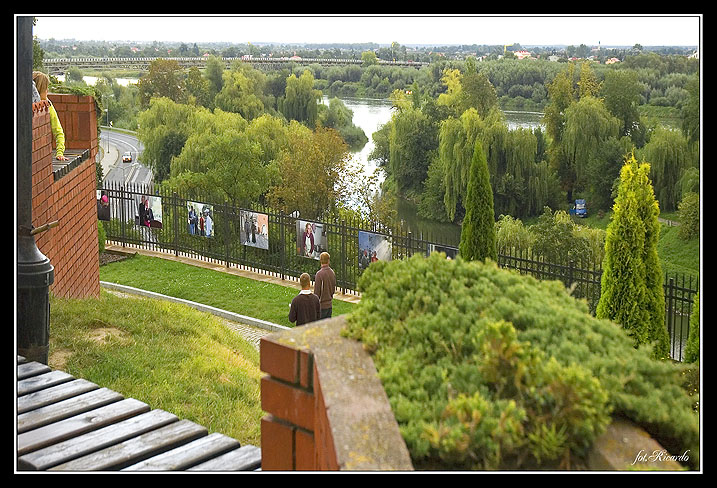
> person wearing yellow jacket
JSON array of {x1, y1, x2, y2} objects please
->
[{"x1": 32, "y1": 71, "x2": 67, "y2": 161}]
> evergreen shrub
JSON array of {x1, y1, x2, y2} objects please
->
[{"x1": 343, "y1": 253, "x2": 699, "y2": 469}]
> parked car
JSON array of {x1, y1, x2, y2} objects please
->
[{"x1": 122, "y1": 152, "x2": 132, "y2": 163}]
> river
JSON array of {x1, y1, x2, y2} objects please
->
[{"x1": 329, "y1": 97, "x2": 546, "y2": 245}]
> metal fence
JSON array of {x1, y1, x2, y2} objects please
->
[{"x1": 98, "y1": 181, "x2": 699, "y2": 361}]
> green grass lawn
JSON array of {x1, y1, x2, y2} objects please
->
[
  {"x1": 99, "y1": 254, "x2": 356, "y2": 328},
  {"x1": 49, "y1": 289, "x2": 264, "y2": 446},
  {"x1": 46, "y1": 254, "x2": 357, "y2": 446}
]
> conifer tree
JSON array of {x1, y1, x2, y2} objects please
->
[
  {"x1": 459, "y1": 140, "x2": 497, "y2": 262},
  {"x1": 597, "y1": 155, "x2": 669, "y2": 357}
]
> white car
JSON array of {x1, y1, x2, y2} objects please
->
[{"x1": 122, "y1": 152, "x2": 132, "y2": 163}]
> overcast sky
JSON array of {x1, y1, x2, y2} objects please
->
[{"x1": 30, "y1": 14, "x2": 701, "y2": 48}]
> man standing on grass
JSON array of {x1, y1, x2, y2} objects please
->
[
  {"x1": 314, "y1": 252, "x2": 337, "y2": 319},
  {"x1": 289, "y1": 273, "x2": 321, "y2": 326}
]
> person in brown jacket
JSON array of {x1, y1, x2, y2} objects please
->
[
  {"x1": 314, "y1": 252, "x2": 337, "y2": 319},
  {"x1": 289, "y1": 273, "x2": 321, "y2": 326}
]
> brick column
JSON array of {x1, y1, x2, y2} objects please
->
[
  {"x1": 259, "y1": 316, "x2": 414, "y2": 471},
  {"x1": 30, "y1": 95, "x2": 100, "y2": 299}
]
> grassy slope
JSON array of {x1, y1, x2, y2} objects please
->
[{"x1": 49, "y1": 290, "x2": 264, "y2": 445}]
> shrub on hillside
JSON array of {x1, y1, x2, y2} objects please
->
[{"x1": 343, "y1": 253, "x2": 699, "y2": 469}]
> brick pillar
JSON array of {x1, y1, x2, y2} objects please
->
[
  {"x1": 259, "y1": 337, "x2": 319, "y2": 470},
  {"x1": 30, "y1": 95, "x2": 100, "y2": 299},
  {"x1": 259, "y1": 317, "x2": 414, "y2": 471}
]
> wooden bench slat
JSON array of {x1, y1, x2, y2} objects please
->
[
  {"x1": 17, "y1": 362, "x2": 52, "y2": 380},
  {"x1": 49, "y1": 419, "x2": 208, "y2": 471},
  {"x1": 17, "y1": 379, "x2": 99, "y2": 414},
  {"x1": 17, "y1": 370, "x2": 74, "y2": 396},
  {"x1": 121, "y1": 432, "x2": 241, "y2": 471},
  {"x1": 17, "y1": 410, "x2": 179, "y2": 471},
  {"x1": 17, "y1": 398, "x2": 150, "y2": 457},
  {"x1": 187, "y1": 445, "x2": 262, "y2": 471},
  {"x1": 18, "y1": 388, "x2": 124, "y2": 433}
]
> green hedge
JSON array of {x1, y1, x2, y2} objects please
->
[{"x1": 343, "y1": 253, "x2": 699, "y2": 470}]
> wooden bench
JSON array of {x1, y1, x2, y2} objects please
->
[{"x1": 16, "y1": 355, "x2": 261, "y2": 472}]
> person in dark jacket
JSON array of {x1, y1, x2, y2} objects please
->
[
  {"x1": 314, "y1": 252, "x2": 336, "y2": 319},
  {"x1": 289, "y1": 273, "x2": 321, "y2": 326}
]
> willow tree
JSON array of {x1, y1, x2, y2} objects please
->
[
  {"x1": 639, "y1": 126, "x2": 693, "y2": 212},
  {"x1": 439, "y1": 108, "x2": 484, "y2": 221},
  {"x1": 167, "y1": 109, "x2": 274, "y2": 204},
  {"x1": 214, "y1": 64, "x2": 267, "y2": 121},
  {"x1": 597, "y1": 155, "x2": 669, "y2": 358},
  {"x1": 459, "y1": 140, "x2": 496, "y2": 262},
  {"x1": 281, "y1": 70, "x2": 321, "y2": 127},
  {"x1": 561, "y1": 96, "x2": 620, "y2": 200}
]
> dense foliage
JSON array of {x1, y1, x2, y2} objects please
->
[
  {"x1": 683, "y1": 292, "x2": 700, "y2": 364},
  {"x1": 343, "y1": 253, "x2": 699, "y2": 470},
  {"x1": 458, "y1": 141, "x2": 497, "y2": 262},
  {"x1": 597, "y1": 156, "x2": 670, "y2": 358}
]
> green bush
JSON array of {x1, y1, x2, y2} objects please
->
[
  {"x1": 97, "y1": 220, "x2": 106, "y2": 254},
  {"x1": 344, "y1": 253, "x2": 699, "y2": 469},
  {"x1": 678, "y1": 192, "x2": 700, "y2": 241},
  {"x1": 684, "y1": 292, "x2": 700, "y2": 363}
]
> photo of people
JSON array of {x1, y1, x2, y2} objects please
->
[
  {"x1": 187, "y1": 202, "x2": 214, "y2": 237},
  {"x1": 358, "y1": 231, "x2": 392, "y2": 270},
  {"x1": 96, "y1": 190, "x2": 110, "y2": 221},
  {"x1": 296, "y1": 220, "x2": 328, "y2": 260},
  {"x1": 135, "y1": 194, "x2": 162, "y2": 229},
  {"x1": 240, "y1": 210, "x2": 269, "y2": 250},
  {"x1": 428, "y1": 243, "x2": 458, "y2": 260}
]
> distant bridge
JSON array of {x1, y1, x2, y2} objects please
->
[{"x1": 43, "y1": 56, "x2": 428, "y2": 75}]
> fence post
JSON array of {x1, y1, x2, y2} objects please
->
[
  {"x1": 120, "y1": 182, "x2": 126, "y2": 248},
  {"x1": 279, "y1": 210, "x2": 285, "y2": 281},
  {"x1": 407, "y1": 231, "x2": 412, "y2": 258},
  {"x1": 173, "y1": 192, "x2": 179, "y2": 257},
  {"x1": 224, "y1": 200, "x2": 230, "y2": 268},
  {"x1": 666, "y1": 277, "x2": 675, "y2": 359},
  {"x1": 341, "y1": 220, "x2": 347, "y2": 294}
]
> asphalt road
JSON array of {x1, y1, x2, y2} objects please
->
[{"x1": 100, "y1": 130, "x2": 152, "y2": 186}]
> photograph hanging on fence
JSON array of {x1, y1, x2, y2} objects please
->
[
  {"x1": 428, "y1": 243, "x2": 458, "y2": 260},
  {"x1": 187, "y1": 201, "x2": 215, "y2": 237},
  {"x1": 358, "y1": 231, "x2": 392, "y2": 270},
  {"x1": 296, "y1": 220, "x2": 328, "y2": 260},
  {"x1": 135, "y1": 194, "x2": 163, "y2": 229},
  {"x1": 240, "y1": 210, "x2": 269, "y2": 250},
  {"x1": 96, "y1": 190, "x2": 110, "y2": 221}
]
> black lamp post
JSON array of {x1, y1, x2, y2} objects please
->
[{"x1": 17, "y1": 16, "x2": 54, "y2": 364}]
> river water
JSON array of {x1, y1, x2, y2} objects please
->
[{"x1": 329, "y1": 97, "x2": 546, "y2": 245}]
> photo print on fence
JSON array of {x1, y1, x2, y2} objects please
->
[
  {"x1": 296, "y1": 220, "x2": 328, "y2": 260},
  {"x1": 135, "y1": 194, "x2": 162, "y2": 229},
  {"x1": 240, "y1": 210, "x2": 269, "y2": 250},
  {"x1": 96, "y1": 190, "x2": 110, "y2": 221},
  {"x1": 358, "y1": 230, "x2": 392, "y2": 270},
  {"x1": 428, "y1": 243, "x2": 458, "y2": 260},
  {"x1": 187, "y1": 201, "x2": 214, "y2": 238}
]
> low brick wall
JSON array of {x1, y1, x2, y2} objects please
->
[
  {"x1": 259, "y1": 316, "x2": 413, "y2": 471},
  {"x1": 260, "y1": 316, "x2": 690, "y2": 471},
  {"x1": 31, "y1": 95, "x2": 100, "y2": 299}
]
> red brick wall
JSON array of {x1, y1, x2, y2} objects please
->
[
  {"x1": 30, "y1": 96, "x2": 100, "y2": 299},
  {"x1": 260, "y1": 337, "x2": 323, "y2": 470},
  {"x1": 259, "y1": 319, "x2": 415, "y2": 471}
]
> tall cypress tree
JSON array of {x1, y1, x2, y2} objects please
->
[
  {"x1": 459, "y1": 140, "x2": 497, "y2": 262},
  {"x1": 597, "y1": 155, "x2": 669, "y2": 358}
]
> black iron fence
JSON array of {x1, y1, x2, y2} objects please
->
[{"x1": 98, "y1": 181, "x2": 699, "y2": 361}]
